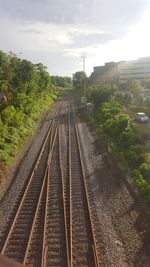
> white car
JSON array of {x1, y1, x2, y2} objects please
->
[{"x1": 135, "y1": 112, "x2": 149, "y2": 122}]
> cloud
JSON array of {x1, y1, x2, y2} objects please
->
[
  {"x1": 0, "y1": 0, "x2": 150, "y2": 75},
  {"x1": 16, "y1": 22, "x2": 128, "y2": 52},
  {"x1": 19, "y1": 29, "x2": 42, "y2": 34},
  {"x1": 17, "y1": 23, "x2": 115, "y2": 50},
  {"x1": 68, "y1": 31, "x2": 120, "y2": 48},
  {"x1": 0, "y1": 0, "x2": 149, "y2": 27}
]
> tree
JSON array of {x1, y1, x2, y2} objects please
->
[
  {"x1": 143, "y1": 79, "x2": 150, "y2": 89},
  {"x1": 126, "y1": 80, "x2": 143, "y2": 104},
  {"x1": 88, "y1": 84, "x2": 118, "y2": 109},
  {"x1": 0, "y1": 49, "x2": 61, "y2": 164},
  {"x1": 51, "y1": 76, "x2": 72, "y2": 88},
  {"x1": 73, "y1": 71, "x2": 87, "y2": 91}
]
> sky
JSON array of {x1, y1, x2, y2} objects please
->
[{"x1": 0, "y1": 0, "x2": 150, "y2": 76}]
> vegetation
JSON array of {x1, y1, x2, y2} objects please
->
[
  {"x1": 87, "y1": 84, "x2": 118, "y2": 108},
  {"x1": 73, "y1": 73, "x2": 150, "y2": 202},
  {"x1": 73, "y1": 71, "x2": 87, "y2": 92},
  {"x1": 125, "y1": 80, "x2": 143, "y2": 104},
  {"x1": 90, "y1": 97, "x2": 140, "y2": 168},
  {"x1": 134, "y1": 163, "x2": 150, "y2": 201},
  {"x1": 0, "y1": 50, "x2": 60, "y2": 165},
  {"x1": 51, "y1": 75, "x2": 72, "y2": 88}
]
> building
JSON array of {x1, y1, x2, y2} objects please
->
[
  {"x1": 90, "y1": 62, "x2": 120, "y2": 84},
  {"x1": 90, "y1": 57, "x2": 150, "y2": 85},
  {"x1": 119, "y1": 57, "x2": 150, "y2": 83}
]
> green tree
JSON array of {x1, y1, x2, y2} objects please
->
[
  {"x1": 88, "y1": 84, "x2": 118, "y2": 109},
  {"x1": 0, "y1": 50, "x2": 60, "y2": 165},
  {"x1": 126, "y1": 80, "x2": 143, "y2": 104},
  {"x1": 143, "y1": 79, "x2": 150, "y2": 89},
  {"x1": 73, "y1": 71, "x2": 87, "y2": 91},
  {"x1": 52, "y1": 76, "x2": 72, "y2": 88}
]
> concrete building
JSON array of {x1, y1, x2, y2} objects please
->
[
  {"x1": 119, "y1": 57, "x2": 150, "y2": 83},
  {"x1": 90, "y1": 57, "x2": 150, "y2": 85},
  {"x1": 90, "y1": 61, "x2": 121, "y2": 84}
]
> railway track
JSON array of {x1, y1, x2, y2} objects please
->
[
  {"x1": 59, "y1": 106, "x2": 70, "y2": 252},
  {"x1": 72, "y1": 110, "x2": 101, "y2": 266},
  {"x1": 0, "y1": 98, "x2": 101, "y2": 267},
  {"x1": 0, "y1": 102, "x2": 63, "y2": 265},
  {"x1": 69, "y1": 109, "x2": 99, "y2": 267},
  {"x1": 42, "y1": 107, "x2": 69, "y2": 267}
]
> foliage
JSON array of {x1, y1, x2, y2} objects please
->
[
  {"x1": 134, "y1": 163, "x2": 150, "y2": 202},
  {"x1": 87, "y1": 84, "x2": 142, "y2": 168},
  {"x1": 86, "y1": 81, "x2": 150, "y2": 202},
  {"x1": 126, "y1": 80, "x2": 142, "y2": 94},
  {"x1": 124, "y1": 80, "x2": 143, "y2": 104},
  {"x1": 96, "y1": 101, "x2": 122, "y2": 123},
  {"x1": 84, "y1": 80, "x2": 149, "y2": 202},
  {"x1": 0, "y1": 50, "x2": 60, "y2": 164},
  {"x1": 73, "y1": 71, "x2": 87, "y2": 92},
  {"x1": 101, "y1": 104, "x2": 139, "y2": 166},
  {"x1": 52, "y1": 76, "x2": 72, "y2": 88},
  {"x1": 139, "y1": 163, "x2": 150, "y2": 180},
  {"x1": 143, "y1": 79, "x2": 150, "y2": 89},
  {"x1": 88, "y1": 84, "x2": 118, "y2": 109}
]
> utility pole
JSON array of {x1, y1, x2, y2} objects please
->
[
  {"x1": 81, "y1": 54, "x2": 86, "y2": 72},
  {"x1": 81, "y1": 54, "x2": 86, "y2": 98}
]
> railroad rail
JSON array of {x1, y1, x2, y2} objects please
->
[
  {"x1": 42, "y1": 106, "x2": 69, "y2": 267},
  {"x1": 59, "y1": 102, "x2": 100, "y2": 267},
  {"x1": 59, "y1": 106, "x2": 70, "y2": 259},
  {"x1": 0, "y1": 98, "x2": 101, "y2": 267},
  {"x1": 69, "y1": 108, "x2": 98, "y2": 267},
  {"x1": 0, "y1": 102, "x2": 63, "y2": 265},
  {"x1": 72, "y1": 109, "x2": 101, "y2": 266}
]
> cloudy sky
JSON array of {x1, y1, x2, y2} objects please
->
[{"x1": 0, "y1": 0, "x2": 150, "y2": 76}]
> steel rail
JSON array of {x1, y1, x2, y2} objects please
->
[
  {"x1": 67, "y1": 105, "x2": 71, "y2": 256},
  {"x1": 69, "y1": 104, "x2": 97, "y2": 267},
  {"x1": 41, "y1": 118, "x2": 60, "y2": 267},
  {"x1": 70, "y1": 106, "x2": 95, "y2": 267},
  {"x1": 22, "y1": 103, "x2": 64, "y2": 266},
  {"x1": 1, "y1": 131, "x2": 50, "y2": 256},
  {"x1": 42, "y1": 103, "x2": 67, "y2": 267},
  {"x1": 0, "y1": 102, "x2": 62, "y2": 263},
  {"x1": 42, "y1": 131, "x2": 64, "y2": 267},
  {"x1": 69, "y1": 106, "x2": 73, "y2": 267},
  {"x1": 62, "y1": 104, "x2": 70, "y2": 253},
  {"x1": 58, "y1": 106, "x2": 70, "y2": 267},
  {"x1": 23, "y1": 167, "x2": 48, "y2": 266},
  {"x1": 72, "y1": 109, "x2": 101, "y2": 267}
]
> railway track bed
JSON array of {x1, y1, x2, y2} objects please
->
[{"x1": 0, "y1": 98, "x2": 101, "y2": 267}]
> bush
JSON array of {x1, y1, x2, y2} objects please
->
[
  {"x1": 139, "y1": 163, "x2": 150, "y2": 180},
  {"x1": 86, "y1": 82, "x2": 149, "y2": 202},
  {"x1": 134, "y1": 168, "x2": 150, "y2": 202},
  {"x1": 87, "y1": 84, "x2": 142, "y2": 168},
  {"x1": 0, "y1": 92, "x2": 56, "y2": 164},
  {"x1": 0, "y1": 50, "x2": 60, "y2": 165},
  {"x1": 88, "y1": 84, "x2": 118, "y2": 109}
]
